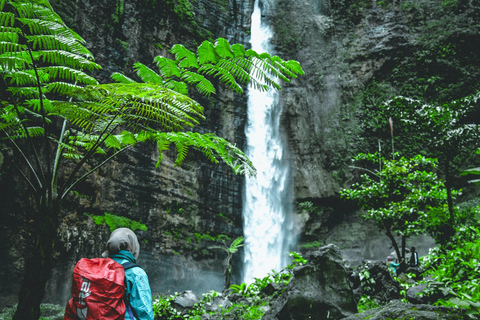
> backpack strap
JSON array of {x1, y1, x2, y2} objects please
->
[{"x1": 121, "y1": 261, "x2": 140, "y2": 270}]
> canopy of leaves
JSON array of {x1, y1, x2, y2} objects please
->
[{"x1": 340, "y1": 153, "x2": 458, "y2": 241}]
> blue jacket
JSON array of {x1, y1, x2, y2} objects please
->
[
  {"x1": 388, "y1": 261, "x2": 400, "y2": 275},
  {"x1": 110, "y1": 250, "x2": 154, "y2": 320}
]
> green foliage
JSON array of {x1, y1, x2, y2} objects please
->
[
  {"x1": 341, "y1": 153, "x2": 458, "y2": 258},
  {"x1": 153, "y1": 253, "x2": 307, "y2": 319},
  {"x1": 194, "y1": 232, "x2": 215, "y2": 244},
  {"x1": 297, "y1": 201, "x2": 320, "y2": 215},
  {"x1": 357, "y1": 295, "x2": 379, "y2": 313},
  {"x1": 86, "y1": 212, "x2": 147, "y2": 232},
  {"x1": 358, "y1": 268, "x2": 376, "y2": 295},
  {"x1": 0, "y1": 1, "x2": 304, "y2": 318},
  {"x1": 299, "y1": 240, "x2": 323, "y2": 249},
  {"x1": 420, "y1": 227, "x2": 480, "y2": 318},
  {"x1": 286, "y1": 251, "x2": 308, "y2": 270}
]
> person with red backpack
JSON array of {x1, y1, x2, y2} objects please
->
[{"x1": 64, "y1": 228, "x2": 154, "y2": 320}]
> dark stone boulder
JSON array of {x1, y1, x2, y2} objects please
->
[
  {"x1": 262, "y1": 244, "x2": 357, "y2": 320},
  {"x1": 350, "y1": 260, "x2": 400, "y2": 304},
  {"x1": 172, "y1": 290, "x2": 200, "y2": 314},
  {"x1": 341, "y1": 300, "x2": 468, "y2": 320},
  {"x1": 406, "y1": 282, "x2": 429, "y2": 304}
]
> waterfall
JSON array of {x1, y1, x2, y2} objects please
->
[{"x1": 242, "y1": 0, "x2": 296, "y2": 284}]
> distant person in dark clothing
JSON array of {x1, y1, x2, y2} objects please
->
[
  {"x1": 408, "y1": 246, "x2": 420, "y2": 279},
  {"x1": 409, "y1": 246, "x2": 419, "y2": 269}
]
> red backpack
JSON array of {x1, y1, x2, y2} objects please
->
[{"x1": 64, "y1": 258, "x2": 137, "y2": 320}]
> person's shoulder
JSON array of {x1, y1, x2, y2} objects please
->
[{"x1": 128, "y1": 265, "x2": 148, "y2": 277}]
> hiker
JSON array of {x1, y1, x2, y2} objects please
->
[
  {"x1": 409, "y1": 246, "x2": 419, "y2": 270},
  {"x1": 386, "y1": 255, "x2": 400, "y2": 276},
  {"x1": 64, "y1": 227, "x2": 154, "y2": 320},
  {"x1": 407, "y1": 246, "x2": 420, "y2": 278},
  {"x1": 103, "y1": 227, "x2": 154, "y2": 319}
]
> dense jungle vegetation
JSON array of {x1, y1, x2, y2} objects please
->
[{"x1": 1, "y1": 0, "x2": 480, "y2": 319}]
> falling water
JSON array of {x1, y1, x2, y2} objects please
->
[{"x1": 242, "y1": 0, "x2": 296, "y2": 284}]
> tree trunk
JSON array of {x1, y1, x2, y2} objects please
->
[
  {"x1": 13, "y1": 204, "x2": 59, "y2": 320},
  {"x1": 401, "y1": 235, "x2": 406, "y2": 261},
  {"x1": 384, "y1": 225, "x2": 401, "y2": 262},
  {"x1": 443, "y1": 157, "x2": 456, "y2": 244}
]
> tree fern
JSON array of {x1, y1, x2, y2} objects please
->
[{"x1": 0, "y1": 1, "x2": 303, "y2": 319}]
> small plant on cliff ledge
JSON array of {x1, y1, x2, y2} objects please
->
[
  {"x1": 86, "y1": 212, "x2": 147, "y2": 232},
  {"x1": 0, "y1": 1, "x2": 304, "y2": 318}
]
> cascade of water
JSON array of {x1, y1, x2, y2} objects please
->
[{"x1": 242, "y1": 0, "x2": 296, "y2": 284}]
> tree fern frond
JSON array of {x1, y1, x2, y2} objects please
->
[
  {"x1": 180, "y1": 70, "x2": 215, "y2": 96},
  {"x1": 133, "y1": 62, "x2": 164, "y2": 84},
  {"x1": 165, "y1": 80, "x2": 188, "y2": 95},
  {"x1": 197, "y1": 63, "x2": 242, "y2": 93},
  {"x1": 35, "y1": 50, "x2": 100, "y2": 71},
  {"x1": 216, "y1": 58, "x2": 250, "y2": 86},
  {"x1": 25, "y1": 98, "x2": 54, "y2": 113},
  {"x1": 214, "y1": 38, "x2": 234, "y2": 59},
  {"x1": 44, "y1": 81, "x2": 84, "y2": 95},
  {"x1": 38, "y1": 66, "x2": 98, "y2": 85},
  {"x1": 197, "y1": 40, "x2": 218, "y2": 64},
  {"x1": 231, "y1": 43, "x2": 246, "y2": 57},
  {"x1": 0, "y1": 40, "x2": 25, "y2": 54},
  {"x1": 155, "y1": 138, "x2": 170, "y2": 167},
  {"x1": 27, "y1": 35, "x2": 93, "y2": 58},
  {"x1": 0, "y1": 53, "x2": 30, "y2": 71},
  {"x1": 0, "y1": 29, "x2": 20, "y2": 42},
  {"x1": 111, "y1": 72, "x2": 135, "y2": 84},
  {"x1": 171, "y1": 44, "x2": 198, "y2": 68},
  {"x1": 5, "y1": 69, "x2": 36, "y2": 86},
  {"x1": 153, "y1": 56, "x2": 181, "y2": 79},
  {"x1": 0, "y1": 11, "x2": 15, "y2": 27},
  {"x1": 104, "y1": 134, "x2": 121, "y2": 149},
  {"x1": 148, "y1": 131, "x2": 255, "y2": 175},
  {"x1": 7, "y1": 86, "x2": 39, "y2": 98},
  {"x1": 174, "y1": 141, "x2": 189, "y2": 166},
  {"x1": 17, "y1": 17, "x2": 69, "y2": 38}
]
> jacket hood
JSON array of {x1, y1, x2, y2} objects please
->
[{"x1": 102, "y1": 228, "x2": 140, "y2": 260}]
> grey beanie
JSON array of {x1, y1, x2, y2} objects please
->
[{"x1": 102, "y1": 228, "x2": 140, "y2": 260}]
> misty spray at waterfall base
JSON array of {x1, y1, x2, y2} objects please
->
[{"x1": 242, "y1": 0, "x2": 298, "y2": 284}]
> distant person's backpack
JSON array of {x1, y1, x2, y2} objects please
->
[{"x1": 64, "y1": 258, "x2": 137, "y2": 320}]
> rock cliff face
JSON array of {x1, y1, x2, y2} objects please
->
[{"x1": 1, "y1": 0, "x2": 480, "y2": 309}]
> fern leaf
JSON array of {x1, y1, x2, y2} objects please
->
[
  {"x1": 38, "y1": 66, "x2": 98, "y2": 85},
  {"x1": 165, "y1": 80, "x2": 188, "y2": 95},
  {"x1": 174, "y1": 140, "x2": 188, "y2": 166},
  {"x1": 231, "y1": 43, "x2": 246, "y2": 57},
  {"x1": 44, "y1": 81, "x2": 84, "y2": 95},
  {"x1": 154, "y1": 56, "x2": 181, "y2": 78},
  {"x1": 27, "y1": 35, "x2": 93, "y2": 59},
  {"x1": 0, "y1": 11, "x2": 15, "y2": 27},
  {"x1": 197, "y1": 40, "x2": 218, "y2": 64},
  {"x1": 0, "y1": 30, "x2": 19, "y2": 43},
  {"x1": 180, "y1": 70, "x2": 215, "y2": 96},
  {"x1": 133, "y1": 62, "x2": 164, "y2": 84},
  {"x1": 171, "y1": 44, "x2": 198, "y2": 68},
  {"x1": 36, "y1": 50, "x2": 100, "y2": 71},
  {"x1": 0, "y1": 40, "x2": 25, "y2": 53},
  {"x1": 198, "y1": 63, "x2": 242, "y2": 93},
  {"x1": 214, "y1": 38, "x2": 234, "y2": 59},
  {"x1": 0, "y1": 54, "x2": 30, "y2": 71},
  {"x1": 5, "y1": 70, "x2": 36, "y2": 86},
  {"x1": 111, "y1": 72, "x2": 135, "y2": 84}
]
